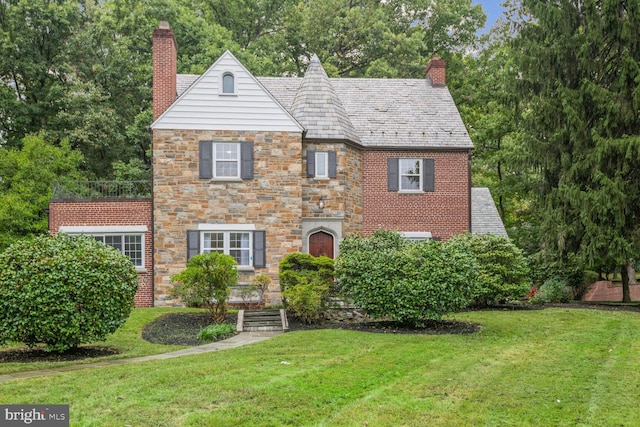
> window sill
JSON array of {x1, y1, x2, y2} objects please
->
[
  {"x1": 314, "y1": 177, "x2": 330, "y2": 181},
  {"x1": 398, "y1": 190, "x2": 425, "y2": 194},
  {"x1": 209, "y1": 177, "x2": 243, "y2": 182},
  {"x1": 135, "y1": 267, "x2": 148, "y2": 273},
  {"x1": 237, "y1": 266, "x2": 255, "y2": 272},
  {"x1": 218, "y1": 93, "x2": 238, "y2": 97}
]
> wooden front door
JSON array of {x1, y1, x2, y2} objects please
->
[{"x1": 309, "y1": 231, "x2": 334, "y2": 258}]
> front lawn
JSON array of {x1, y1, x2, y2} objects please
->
[
  {"x1": 0, "y1": 307, "x2": 203, "y2": 375},
  {"x1": 1, "y1": 308, "x2": 639, "y2": 426}
]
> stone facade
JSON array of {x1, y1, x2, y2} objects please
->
[
  {"x1": 48, "y1": 200, "x2": 154, "y2": 307},
  {"x1": 362, "y1": 150, "x2": 471, "y2": 240},
  {"x1": 153, "y1": 129, "x2": 304, "y2": 304}
]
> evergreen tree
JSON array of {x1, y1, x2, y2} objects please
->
[{"x1": 514, "y1": 0, "x2": 640, "y2": 300}]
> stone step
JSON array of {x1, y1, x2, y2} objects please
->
[{"x1": 237, "y1": 309, "x2": 288, "y2": 332}]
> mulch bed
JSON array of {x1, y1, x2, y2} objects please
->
[
  {"x1": 0, "y1": 346, "x2": 120, "y2": 363},
  {"x1": 142, "y1": 312, "x2": 238, "y2": 346}
]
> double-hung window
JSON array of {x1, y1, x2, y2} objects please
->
[
  {"x1": 214, "y1": 143, "x2": 240, "y2": 178},
  {"x1": 315, "y1": 152, "x2": 328, "y2": 178},
  {"x1": 199, "y1": 141, "x2": 254, "y2": 180},
  {"x1": 202, "y1": 231, "x2": 251, "y2": 266},
  {"x1": 187, "y1": 225, "x2": 266, "y2": 269},
  {"x1": 387, "y1": 157, "x2": 435, "y2": 193}
]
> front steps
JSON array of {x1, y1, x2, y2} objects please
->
[{"x1": 237, "y1": 309, "x2": 289, "y2": 332}]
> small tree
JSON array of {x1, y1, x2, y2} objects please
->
[
  {"x1": 171, "y1": 253, "x2": 238, "y2": 322},
  {"x1": 0, "y1": 234, "x2": 138, "y2": 352},
  {"x1": 336, "y1": 230, "x2": 479, "y2": 326},
  {"x1": 448, "y1": 233, "x2": 531, "y2": 306},
  {"x1": 279, "y1": 253, "x2": 334, "y2": 323}
]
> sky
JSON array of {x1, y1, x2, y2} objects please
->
[{"x1": 472, "y1": 1, "x2": 506, "y2": 32}]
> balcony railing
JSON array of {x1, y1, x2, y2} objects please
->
[{"x1": 52, "y1": 181, "x2": 151, "y2": 200}]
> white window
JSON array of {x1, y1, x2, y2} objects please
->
[
  {"x1": 399, "y1": 159, "x2": 422, "y2": 191},
  {"x1": 92, "y1": 234, "x2": 144, "y2": 267},
  {"x1": 315, "y1": 152, "x2": 329, "y2": 178},
  {"x1": 222, "y1": 72, "x2": 235, "y2": 94},
  {"x1": 201, "y1": 231, "x2": 252, "y2": 266},
  {"x1": 214, "y1": 143, "x2": 240, "y2": 178},
  {"x1": 59, "y1": 226, "x2": 146, "y2": 271}
]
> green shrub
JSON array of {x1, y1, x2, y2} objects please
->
[
  {"x1": 335, "y1": 230, "x2": 479, "y2": 326},
  {"x1": 239, "y1": 274, "x2": 271, "y2": 309},
  {"x1": 448, "y1": 233, "x2": 531, "y2": 306},
  {"x1": 198, "y1": 322, "x2": 236, "y2": 343},
  {"x1": 171, "y1": 253, "x2": 238, "y2": 322},
  {"x1": 0, "y1": 234, "x2": 138, "y2": 352},
  {"x1": 279, "y1": 253, "x2": 334, "y2": 323},
  {"x1": 530, "y1": 278, "x2": 571, "y2": 304}
]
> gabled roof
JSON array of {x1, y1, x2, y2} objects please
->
[
  {"x1": 175, "y1": 54, "x2": 473, "y2": 150},
  {"x1": 151, "y1": 51, "x2": 303, "y2": 132},
  {"x1": 471, "y1": 188, "x2": 508, "y2": 237}
]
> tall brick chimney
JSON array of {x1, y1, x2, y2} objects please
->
[
  {"x1": 425, "y1": 56, "x2": 446, "y2": 86},
  {"x1": 152, "y1": 21, "x2": 177, "y2": 120}
]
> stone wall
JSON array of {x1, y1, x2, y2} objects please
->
[
  {"x1": 362, "y1": 150, "x2": 470, "y2": 240},
  {"x1": 153, "y1": 129, "x2": 304, "y2": 304}
]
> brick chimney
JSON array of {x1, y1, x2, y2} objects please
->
[
  {"x1": 152, "y1": 21, "x2": 177, "y2": 120},
  {"x1": 425, "y1": 56, "x2": 446, "y2": 86}
]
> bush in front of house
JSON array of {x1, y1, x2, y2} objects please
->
[
  {"x1": 279, "y1": 253, "x2": 334, "y2": 323},
  {"x1": 198, "y1": 322, "x2": 236, "y2": 343},
  {"x1": 530, "y1": 278, "x2": 572, "y2": 304},
  {"x1": 0, "y1": 233, "x2": 139, "y2": 353},
  {"x1": 335, "y1": 230, "x2": 479, "y2": 327},
  {"x1": 448, "y1": 233, "x2": 531, "y2": 306},
  {"x1": 171, "y1": 253, "x2": 238, "y2": 323}
]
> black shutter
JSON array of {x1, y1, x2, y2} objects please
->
[
  {"x1": 240, "y1": 142, "x2": 254, "y2": 179},
  {"x1": 307, "y1": 149, "x2": 316, "y2": 177},
  {"x1": 253, "y1": 231, "x2": 266, "y2": 268},
  {"x1": 187, "y1": 230, "x2": 200, "y2": 261},
  {"x1": 423, "y1": 158, "x2": 435, "y2": 192},
  {"x1": 387, "y1": 158, "x2": 399, "y2": 191},
  {"x1": 328, "y1": 150, "x2": 337, "y2": 178},
  {"x1": 199, "y1": 142, "x2": 213, "y2": 179}
]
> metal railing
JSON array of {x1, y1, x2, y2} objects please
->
[{"x1": 52, "y1": 181, "x2": 151, "y2": 200}]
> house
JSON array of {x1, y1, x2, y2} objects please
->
[{"x1": 49, "y1": 21, "x2": 507, "y2": 307}]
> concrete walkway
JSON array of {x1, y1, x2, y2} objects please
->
[{"x1": 0, "y1": 331, "x2": 282, "y2": 384}]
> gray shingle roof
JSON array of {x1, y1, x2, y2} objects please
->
[
  {"x1": 471, "y1": 188, "x2": 508, "y2": 237},
  {"x1": 176, "y1": 57, "x2": 473, "y2": 150},
  {"x1": 289, "y1": 55, "x2": 360, "y2": 143}
]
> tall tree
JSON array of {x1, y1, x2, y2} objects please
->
[{"x1": 514, "y1": 0, "x2": 640, "y2": 300}]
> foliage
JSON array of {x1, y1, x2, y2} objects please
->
[
  {"x1": 528, "y1": 251, "x2": 585, "y2": 290},
  {"x1": 239, "y1": 274, "x2": 271, "y2": 309},
  {"x1": 0, "y1": 133, "x2": 84, "y2": 250},
  {"x1": 335, "y1": 230, "x2": 478, "y2": 326},
  {"x1": 514, "y1": 0, "x2": 640, "y2": 301},
  {"x1": 171, "y1": 253, "x2": 238, "y2": 322},
  {"x1": 449, "y1": 233, "x2": 530, "y2": 306},
  {"x1": 529, "y1": 278, "x2": 571, "y2": 304},
  {"x1": 198, "y1": 322, "x2": 236, "y2": 343},
  {"x1": 279, "y1": 253, "x2": 334, "y2": 323},
  {"x1": 0, "y1": 233, "x2": 138, "y2": 353}
]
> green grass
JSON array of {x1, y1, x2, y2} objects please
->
[
  {"x1": 2, "y1": 308, "x2": 640, "y2": 426},
  {"x1": 0, "y1": 307, "x2": 202, "y2": 375}
]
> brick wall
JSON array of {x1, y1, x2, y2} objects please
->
[
  {"x1": 153, "y1": 129, "x2": 304, "y2": 305},
  {"x1": 48, "y1": 200, "x2": 154, "y2": 307},
  {"x1": 362, "y1": 150, "x2": 470, "y2": 240},
  {"x1": 152, "y1": 22, "x2": 177, "y2": 121}
]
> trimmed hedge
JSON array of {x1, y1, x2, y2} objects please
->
[
  {"x1": 448, "y1": 233, "x2": 531, "y2": 306},
  {"x1": 0, "y1": 234, "x2": 138, "y2": 352},
  {"x1": 335, "y1": 230, "x2": 479, "y2": 326}
]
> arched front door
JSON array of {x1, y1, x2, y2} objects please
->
[{"x1": 309, "y1": 231, "x2": 334, "y2": 258}]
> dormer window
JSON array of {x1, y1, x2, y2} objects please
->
[{"x1": 222, "y1": 72, "x2": 235, "y2": 94}]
